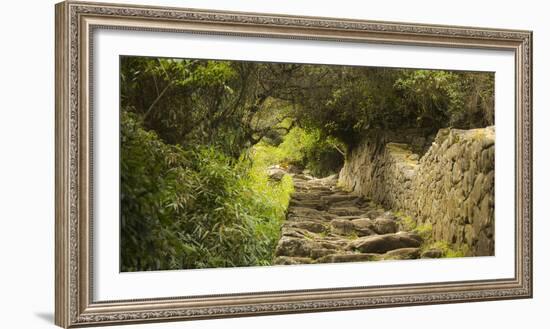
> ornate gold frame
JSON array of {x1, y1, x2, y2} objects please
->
[{"x1": 55, "y1": 1, "x2": 533, "y2": 327}]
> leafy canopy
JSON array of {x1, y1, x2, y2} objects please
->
[{"x1": 119, "y1": 57, "x2": 494, "y2": 271}]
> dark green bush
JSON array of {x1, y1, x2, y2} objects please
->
[
  {"x1": 253, "y1": 127, "x2": 344, "y2": 178},
  {"x1": 120, "y1": 111, "x2": 291, "y2": 271},
  {"x1": 285, "y1": 67, "x2": 494, "y2": 148}
]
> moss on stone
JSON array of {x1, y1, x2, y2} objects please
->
[
  {"x1": 414, "y1": 223, "x2": 433, "y2": 241},
  {"x1": 422, "y1": 240, "x2": 469, "y2": 258}
]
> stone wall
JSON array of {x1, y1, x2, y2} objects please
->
[{"x1": 339, "y1": 126, "x2": 495, "y2": 256}]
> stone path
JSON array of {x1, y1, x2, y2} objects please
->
[{"x1": 273, "y1": 173, "x2": 433, "y2": 265}]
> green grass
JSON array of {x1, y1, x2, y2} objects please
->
[
  {"x1": 244, "y1": 144, "x2": 295, "y2": 262},
  {"x1": 423, "y1": 240, "x2": 469, "y2": 258}
]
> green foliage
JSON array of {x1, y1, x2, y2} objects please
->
[
  {"x1": 120, "y1": 111, "x2": 292, "y2": 271},
  {"x1": 121, "y1": 57, "x2": 301, "y2": 159},
  {"x1": 395, "y1": 70, "x2": 494, "y2": 129},
  {"x1": 121, "y1": 56, "x2": 494, "y2": 154},
  {"x1": 276, "y1": 128, "x2": 313, "y2": 165},
  {"x1": 282, "y1": 66, "x2": 493, "y2": 148},
  {"x1": 286, "y1": 67, "x2": 409, "y2": 146},
  {"x1": 119, "y1": 56, "x2": 494, "y2": 271},
  {"x1": 252, "y1": 127, "x2": 344, "y2": 177},
  {"x1": 121, "y1": 57, "x2": 250, "y2": 157}
]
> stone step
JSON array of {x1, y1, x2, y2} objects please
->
[
  {"x1": 287, "y1": 207, "x2": 334, "y2": 221},
  {"x1": 274, "y1": 236, "x2": 345, "y2": 259},
  {"x1": 275, "y1": 173, "x2": 424, "y2": 265},
  {"x1": 316, "y1": 253, "x2": 380, "y2": 263},
  {"x1": 292, "y1": 192, "x2": 328, "y2": 200},
  {"x1": 273, "y1": 256, "x2": 314, "y2": 265},
  {"x1": 286, "y1": 220, "x2": 327, "y2": 234},
  {"x1": 321, "y1": 194, "x2": 361, "y2": 204},
  {"x1": 380, "y1": 247, "x2": 420, "y2": 260},
  {"x1": 347, "y1": 232, "x2": 423, "y2": 254},
  {"x1": 326, "y1": 206, "x2": 366, "y2": 217},
  {"x1": 289, "y1": 199, "x2": 327, "y2": 210},
  {"x1": 328, "y1": 200, "x2": 363, "y2": 209},
  {"x1": 294, "y1": 187, "x2": 336, "y2": 193}
]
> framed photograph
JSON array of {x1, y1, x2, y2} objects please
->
[{"x1": 55, "y1": 1, "x2": 532, "y2": 327}]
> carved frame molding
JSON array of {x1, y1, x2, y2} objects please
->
[{"x1": 55, "y1": 1, "x2": 532, "y2": 327}]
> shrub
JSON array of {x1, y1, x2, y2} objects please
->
[
  {"x1": 252, "y1": 127, "x2": 344, "y2": 177},
  {"x1": 120, "y1": 111, "x2": 293, "y2": 271}
]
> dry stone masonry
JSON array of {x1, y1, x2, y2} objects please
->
[{"x1": 339, "y1": 126, "x2": 495, "y2": 256}]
